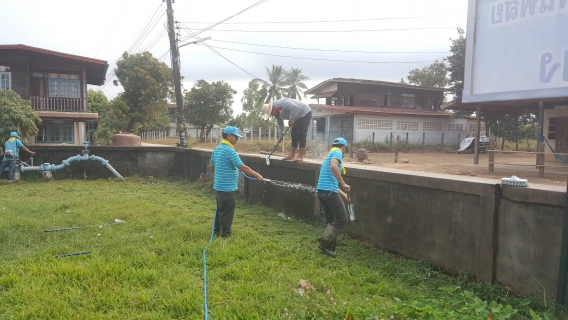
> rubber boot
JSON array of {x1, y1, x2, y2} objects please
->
[
  {"x1": 282, "y1": 148, "x2": 296, "y2": 161},
  {"x1": 293, "y1": 148, "x2": 306, "y2": 162},
  {"x1": 318, "y1": 224, "x2": 339, "y2": 258}
]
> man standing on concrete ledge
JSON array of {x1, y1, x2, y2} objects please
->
[
  {"x1": 0, "y1": 132, "x2": 35, "y2": 182},
  {"x1": 316, "y1": 137, "x2": 351, "y2": 257},
  {"x1": 261, "y1": 98, "x2": 312, "y2": 162},
  {"x1": 210, "y1": 126, "x2": 264, "y2": 238}
]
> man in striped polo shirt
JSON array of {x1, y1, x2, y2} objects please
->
[
  {"x1": 316, "y1": 137, "x2": 351, "y2": 257},
  {"x1": 210, "y1": 126, "x2": 264, "y2": 237}
]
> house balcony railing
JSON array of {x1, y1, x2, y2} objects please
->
[{"x1": 30, "y1": 96, "x2": 87, "y2": 112}]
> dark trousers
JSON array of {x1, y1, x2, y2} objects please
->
[
  {"x1": 317, "y1": 190, "x2": 348, "y2": 230},
  {"x1": 215, "y1": 191, "x2": 236, "y2": 237},
  {"x1": 0, "y1": 160, "x2": 16, "y2": 181},
  {"x1": 291, "y1": 111, "x2": 312, "y2": 148}
]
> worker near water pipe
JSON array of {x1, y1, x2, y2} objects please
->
[
  {"x1": 210, "y1": 126, "x2": 264, "y2": 238},
  {"x1": 0, "y1": 132, "x2": 35, "y2": 183},
  {"x1": 261, "y1": 98, "x2": 312, "y2": 162},
  {"x1": 316, "y1": 137, "x2": 351, "y2": 258}
]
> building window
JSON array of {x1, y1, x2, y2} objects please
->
[
  {"x1": 0, "y1": 72, "x2": 11, "y2": 90},
  {"x1": 343, "y1": 94, "x2": 354, "y2": 106},
  {"x1": 448, "y1": 124, "x2": 464, "y2": 131},
  {"x1": 469, "y1": 123, "x2": 486, "y2": 132},
  {"x1": 549, "y1": 118, "x2": 557, "y2": 140},
  {"x1": 401, "y1": 93, "x2": 415, "y2": 108},
  {"x1": 36, "y1": 124, "x2": 74, "y2": 143},
  {"x1": 47, "y1": 73, "x2": 80, "y2": 98},
  {"x1": 331, "y1": 97, "x2": 337, "y2": 105},
  {"x1": 380, "y1": 94, "x2": 391, "y2": 107},
  {"x1": 357, "y1": 119, "x2": 392, "y2": 130},
  {"x1": 397, "y1": 121, "x2": 419, "y2": 131},
  {"x1": 423, "y1": 122, "x2": 442, "y2": 131}
]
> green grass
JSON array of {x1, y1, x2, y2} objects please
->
[{"x1": 0, "y1": 178, "x2": 565, "y2": 319}]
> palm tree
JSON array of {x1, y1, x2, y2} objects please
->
[
  {"x1": 284, "y1": 68, "x2": 310, "y2": 100},
  {"x1": 255, "y1": 64, "x2": 287, "y2": 103}
]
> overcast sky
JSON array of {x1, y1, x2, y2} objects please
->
[{"x1": 1, "y1": 0, "x2": 468, "y2": 115}]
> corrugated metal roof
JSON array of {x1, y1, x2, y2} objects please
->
[
  {"x1": 310, "y1": 104, "x2": 453, "y2": 117},
  {"x1": 306, "y1": 78, "x2": 447, "y2": 94}
]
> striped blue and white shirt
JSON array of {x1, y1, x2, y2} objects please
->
[
  {"x1": 210, "y1": 143, "x2": 244, "y2": 192},
  {"x1": 316, "y1": 149, "x2": 343, "y2": 192}
]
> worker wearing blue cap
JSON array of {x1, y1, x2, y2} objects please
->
[
  {"x1": 209, "y1": 126, "x2": 264, "y2": 237},
  {"x1": 316, "y1": 137, "x2": 351, "y2": 257},
  {"x1": 0, "y1": 132, "x2": 35, "y2": 182}
]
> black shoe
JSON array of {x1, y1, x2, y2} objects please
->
[{"x1": 318, "y1": 244, "x2": 336, "y2": 258}]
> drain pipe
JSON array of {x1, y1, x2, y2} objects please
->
[{"x1": 17, "y1": 142, "x2": 124, "y2": 180}]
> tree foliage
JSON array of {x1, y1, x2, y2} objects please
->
[
  {"x1": 405, "y1": 60, "x2": 448, "y2": 88},
  {"x1": 87, "y1": 89, "x2": 110, "y2": 118},
  {"x1": 255, "y1": 64, "x2": 287, "y2": 103},
  {"x1": 230, "y1": 80, "x2": 276, "y2": 132},
  {"x1": 112, "y1": 51, "x2": 173, "y2": 132},
  {"x1": 185, "y1": 80, "x2": 236, "y2": 141},
  {"x1": 447, "y1": 28, "x2": 466, "y2": 100},
  {"x1": 0, "y1": 89, "x2": 40, "y2": 143},
  {"x1": 284, "y1": 68, "x2": 310, "y2": 100}
]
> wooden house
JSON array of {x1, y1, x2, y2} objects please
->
[{"x1": 0, "y1": 44, "x2": 108, "y2": 146}]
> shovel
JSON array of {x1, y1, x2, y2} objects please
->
[
  {"x1": 265, "y1": 127, "x2": 290, "y2": 166},
  {"x1": 347, "y1": 192, "x2": 356, "y2": 221}
]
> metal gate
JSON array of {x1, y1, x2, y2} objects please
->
[{"x1": 329, "y1": 115, "x2": 354, "y2": 144}]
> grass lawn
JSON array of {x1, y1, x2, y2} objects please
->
[{"x1": 0, "y1": 178, "x2": 564, "y2": 319}]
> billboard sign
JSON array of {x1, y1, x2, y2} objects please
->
[{"x1": 463, "y1": 0, "x2": 568, "y2": 103}]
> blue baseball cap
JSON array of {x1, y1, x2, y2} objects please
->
[
  {"x1": 10, "y1": 132, "x2": 19, "y2": 138},
  {"x1": 223, "y1": 126, "x2": 243, "y2": 138},
  {"x1": 332, "y1": 137, "x2": 349, "y2": 153}
]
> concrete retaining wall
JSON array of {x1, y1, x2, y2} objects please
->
[{"x1": 22, "y1": 146, "x2": 567, "y2": 299}]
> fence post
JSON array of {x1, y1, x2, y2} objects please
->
[
  {"x1": 268, "y1": 126, "x2": 271, "y2": 142},
  {"x1": 390, "y1": 132, "x2": 393, "y2": 145},
  {"x1": 275, "y1": 127, "x2": 277, "y2": 144},
  {"x1": 458, "y1": 133, "x2": 461, "y2": 147},
  {"x1": 395, "y1": 135, "x2": 400, "y2": 163},
  {"x1": 422, "y1": 132, "x2": 425, "y2": 146},
  {"x1": 250, "y1": 127, "x2": 253, "y2": 143},
  {"x1": 441, "y1": 133, "x2": 445, "y2": 146},
  {"x1": 406, "y1": 132, "x2": 409, "y2": 145},
  {"x1": 372, "y1": 132, "x2": 375, "y2": 145},
  {"x1": 259, "y1": 127, "x2": 262, "y2": 141}
]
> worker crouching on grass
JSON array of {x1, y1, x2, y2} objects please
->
[
  {"x1": 210, "y1": 126, "x2": 264, "y2": 238},
  {"x1": 316, "y1": 137, "x2": 351, "y2": 258}
]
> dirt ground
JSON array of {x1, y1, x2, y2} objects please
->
[{"x1": 338, "y1": 151, "x2": 568, "y2": 187}]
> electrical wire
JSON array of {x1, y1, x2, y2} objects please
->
[
  {"x1": 198, "y1": 44, "x2": 439, "y2": 64},
  {"x1": 185, "y1": 0, "x2": 269, "y2": 39},
  {"x1": 177, "y1": 15, "x2": 456, "y2": 24},
  {"x1": 94, "y1": 0, "x2": 134, "y2": 58},
  {"x1": 206, "y1": 39, "x2": 449, "y2": 54},
  {"x1": 183, "y1": 26, "x2": 465, "y2": 33}
]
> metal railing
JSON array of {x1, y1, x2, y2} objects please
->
[{"x1": 31, "y1": 96, "x2": 87, "y2": 112}]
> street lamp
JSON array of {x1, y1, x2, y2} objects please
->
[{"x1": 179, "y1": 36, "x2": 211, "y2": 48}]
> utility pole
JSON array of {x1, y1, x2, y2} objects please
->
[{"x1": 165, "y1": 0, "x2": 187, "y2": 147}]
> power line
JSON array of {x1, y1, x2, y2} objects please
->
[
  {"x1": 184, "y1": 26, "x2": 465, "y2": 33},
  {"x1": 185, "y1": 0, "x2": 269, "y2": 39},
  {"x1": 127, "y1": 2, "x2": 164, "y2": 53},
  {"x1": 206, "y1": 39, "x2": 449, "y2": 54},
  {"x1": 178, "y1": 15, "x2": 456, "y2": 24},
  {"x1": 198, "y1": 44, "x2": 440, "y2": 64},
  {"x1": 94, "y1": 0, "x2": 134, "y2": 58},
  {"x1": 177, "y1": 21, "x2": 262, "y2": 80}
]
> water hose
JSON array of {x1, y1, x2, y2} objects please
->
[{"x1": 202, "y1": 171, "x2": 261, "y2": 319}]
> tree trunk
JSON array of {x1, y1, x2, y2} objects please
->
[
  {"x1": 515, "y1": 139, "x2": 518, "y2": 151},
  {"x1": 526, "y1": 137, "x2": 531, "y2": 151},
  {"x1": 501, "y1": 137, "x2": 505, "y2": 150},
  {"x1": 126, "y1": 119, "x2": 135, "y2": 132},
  {"x1": 199, "y1": 126, "x2": 206, "y2": 142},
  {"x1": 206, "y1": 124, "x2": 213, "y2": 141}
]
